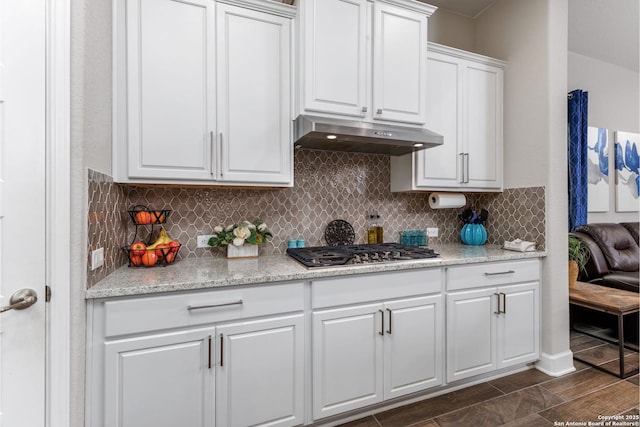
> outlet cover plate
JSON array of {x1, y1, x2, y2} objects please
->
[
  {"x1": 91, "y1": 247, "x2": 104, "y2": 271},
  {"x1": 197, "y1": 235, "x2": 215, "y2": 248},
  {"x1": 426, "y1": 228, "x2": 439, "y2": 237}
]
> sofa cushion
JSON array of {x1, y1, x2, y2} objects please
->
[
  {"x1": 621, "y1": 222, "x2": 639, "y2": 245},
  {"x1": 574, "y1": 223, "x2": 639, "y2": 272},
  {"x1": 589, "y1": 272, "x2": 639, "y2": 293}
]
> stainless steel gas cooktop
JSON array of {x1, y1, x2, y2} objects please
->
[{"x1": 286, "y1": 243, "x2": 439, "y2": 268}]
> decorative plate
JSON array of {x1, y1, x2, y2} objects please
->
[{"x1": 324, "y1": 220, "x2": 356, "y2": 246}]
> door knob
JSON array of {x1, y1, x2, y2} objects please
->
[{"x1": 0, "y1": 289, "x2": 37, "y2": 313}]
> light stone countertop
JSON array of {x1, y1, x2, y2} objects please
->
[{"x1": 86, "y1": 244, "x2": 546, "y2": 299}]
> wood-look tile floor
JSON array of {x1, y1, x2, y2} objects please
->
[{"x1": 338, "y1": 331, "x2": 639, "y2": 427}]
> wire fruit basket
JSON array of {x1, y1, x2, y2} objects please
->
[{"x1": 123, "y1": 205, "x2": 180, "y2": 267}]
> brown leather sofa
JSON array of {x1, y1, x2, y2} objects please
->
[
  {"x1": 570, "y1": 223, "x2": 639, "y2": 293},
  {"x1": 570, "y1": 222, "x2": 639, "y2": 345}
]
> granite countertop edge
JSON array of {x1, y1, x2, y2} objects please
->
[{"x1": 86, "y1": 244, "x2": 547, "y2": 299}]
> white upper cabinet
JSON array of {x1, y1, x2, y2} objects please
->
[
  {"x1": 113, "y1": 0, "x2": 295, "y2": 186},
  {"x1": 116, "y1": 0, "x2": 216, "y2": 181},
  {"x1": 390, "y1": 43, "x2": 505, "y2": 192},
  {"x1": 298, "y1": 0, "x2": 435, "y2": 124},
  {"x1": 372, "y1": 1, "x2": 428, "y2": 124},
  {"x1": 301, "y1": 0, "x2": 368, "y2": 117},
  {"x1": 216, "y1": 3, "x2": 292, "y2": 184}
]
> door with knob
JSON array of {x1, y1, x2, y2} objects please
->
[{"x1": 0, "y1": 0, "x2": 47, "y2": 424}]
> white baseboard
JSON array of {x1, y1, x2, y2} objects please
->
[{"x1": 535, "y1": 350, "x2": 576, "y2": 377}]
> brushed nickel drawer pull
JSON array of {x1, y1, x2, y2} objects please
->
[
  {"x1": 484, "y1": 270, "x2": 515, "y2": 276},
  {"x1": 500, "y1": 292, "x2": 506, "y2": 314},
  {"x1": 386, "y1": 308, "x2": 392, "y2": 334},
  {"x1": 379, "y1": 309, "x2": 385, "y2": 336},
  {"x1": 187, "y1": 300, "x2": 243, "y2": 311}
]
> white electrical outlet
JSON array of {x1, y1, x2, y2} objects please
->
[
  {"x1": 197, "y1": 235, "x2": 216, "y2": 248},
  {"x1": 91, "y1": 247, "x2": 104, "y2": 271},
  {"x1": 426, "y1": 228, "x2": 439, "y2": 237}
]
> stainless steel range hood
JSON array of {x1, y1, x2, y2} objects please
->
[{"x1": 293, "y1": 115, "x2": 443, "y2": 156}]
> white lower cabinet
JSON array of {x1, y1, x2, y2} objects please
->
[
  {"x1": 216, "y1": 314, "x2": 304, "y2": 427},
  {"x1": 312, "y1": 295, "x2": 443, "y2": 420},
  {"x1": 446, "y1": 282, "x2": 540, "y2": 383},
  {"x1": 90, "y1": 262, "x2": 543, "y2": 426},
  {"x1": 103, "y1": 314, "x2": 304, "y2": 427},
  {"x1": 104, "y1": 328, "x2": 215, "y2": 427},
  {"x1": 92, "y1": 282, "x2": 306, "y2": 427}
]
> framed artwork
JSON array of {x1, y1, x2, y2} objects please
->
[
  {"x1": 614, "y1": 131, "x2": 639, "y2": 212},
  {"x1": 587, "y1": 127, "x2": 609, "y2": 212}
]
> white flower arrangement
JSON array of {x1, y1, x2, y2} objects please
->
[{"x1": 208, "y1": 219, "x2": 272, "y2": 247}]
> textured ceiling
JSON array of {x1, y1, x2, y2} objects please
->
[{"x1": 568, "y1": 0, "x2": 639, "y2": 71}]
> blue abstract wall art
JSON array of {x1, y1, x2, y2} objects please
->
[
  {"x1": 587, "y1": 127, "x2": 609, "y2": 212},
  {"x1": 614, "y1": 131, "x2": 640, "y2": 212}
]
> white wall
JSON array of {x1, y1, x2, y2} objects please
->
[
  {"x1": 569, "y1": 52, "x2": 640, "y2": 223},
  {"x1": 427, "y1": 8, "x2": 475, "y2": 51},
  {"x1": 474, "y1": 0, "x2": 574, "y2": 375},
  {"x1": 473, "y1": 1, "x2": 548, "y2": 189},
  {"x1": 70, "y1": 0, "x2": 113, "y2": 424}
]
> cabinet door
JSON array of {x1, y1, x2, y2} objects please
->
[
  {"x1": 446, "y1": 288, "x2": 497, "y2": 382},
  {"x1": 464, "y1": 62, "x2": 503, "y2": 189},
  {"x1": 312, "y1": 304, "x2": 384, "y2": 419},
  {"x1": 104, "y1": 328, "x2": 214, "y2": 427},
  {"x1": 497, "y1": 282, "x2": 539, "y2": 368},
  {"x1": 416, "y1": 51, "x2": 462, "y2": 188},
  {"x1": 216, "y1": 4, "x2": 292, "y2": 184},
  {"x1": 372, "y1": 2, "x2": 427, "y2": 124},
  {"x1": 216, "y1": 314, "x2": 304, "y2": 427},
  {"x1": 301, "y1": 0, "x2": 368, "y2": 117},
  {"x1": 384, "y1": 295, "x2": 443, "y2": 400},
  {"x1": 123, "y1": 0, "x2": 215, "y2": 180}
]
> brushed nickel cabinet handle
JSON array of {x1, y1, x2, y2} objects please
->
[
  {"x1": 219, "y1": 132, "x2": 224, "y2": 178},
  {"x1": 378, "y1": 309, "x2": 385, "y2": 336},
  {"x1": 459, "y1": 153, "x2": 465, "y2": 183},
  {"x1": 484, "y1": 271, "x2": 515, "y2": 276},
  {"x1": 187, "y1": 300, "x2": 243, "y2": 311},
  {"x1": 494, "y1": 293, "x2": 501, "y2": 315},
  {"x1": 464, "y1": 153, "x2": 470, "y2": 183},
  {"x1": 500, "y1": 292, "x2": 506, "y2": 314},
  {"x1": 208, "y1": 335, "x2": 212, "y2": 369},
  {"x1": 220, "y1": 334, "x2": 224, "y2": 367},
  {"x1": 210, "y1": 131, "x2": 215, "y2": 176},
  {"x1": 386, "y1": 308, "x2": 392, "y2": 334}
]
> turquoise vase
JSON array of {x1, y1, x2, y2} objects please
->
[{"x1": 461, "y1": 224, "x2": 487, "y2": 246}]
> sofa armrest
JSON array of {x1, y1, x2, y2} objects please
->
[{"x1": 570, "y1": 231, "x2": 610, "y2": 280}]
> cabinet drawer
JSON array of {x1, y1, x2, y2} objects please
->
[
  {"x1": 447, "y1": 260, "x2": 540, "y2": 291},
  {"x1": 103, "y1": 282, "x2": 304, "y2": 337},
  {"x1": 312, "y1": 268, "x2": 442, "y2": 309}
]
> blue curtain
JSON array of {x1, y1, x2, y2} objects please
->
[{"x1": 568, "y1": 89, "x2": 588, "y2": 231}]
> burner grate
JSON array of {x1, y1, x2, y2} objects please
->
[{"x1": 287, "y1": 243, "x2": 439, "y2": 268}]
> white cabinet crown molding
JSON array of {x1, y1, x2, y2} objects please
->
[
  {"x1": 427, "y1": 42, "x2": 507, "y2": 69},
  {"x1": 376, "y1": 0, "x2": 437, "y2": 16},
  {"x1": 218, "y1": 0, "x2": 296, "y2": 17}
]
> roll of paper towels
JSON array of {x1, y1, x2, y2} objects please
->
[{"x1": 429, "y1": 192, "x2": 466, "y2": 209}]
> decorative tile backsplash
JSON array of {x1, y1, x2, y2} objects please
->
[{"x1": 87, "y1": 151, "x2": 546, "y2": 287}]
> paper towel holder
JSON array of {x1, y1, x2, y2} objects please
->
[{"x1": 428, "y1": 192, "x2": 467, "y2": 209}]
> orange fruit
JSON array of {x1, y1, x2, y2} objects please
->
[{"x1": 141, "y1": 251, "x2": 158, "y2": 266}]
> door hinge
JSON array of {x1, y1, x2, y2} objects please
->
[{"x1": 45, "y1": 285, "x2": 52, "y2": 302}]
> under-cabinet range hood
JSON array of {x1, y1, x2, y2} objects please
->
[{"x1": 293, "y1": 115, "x2": 443, "y2": 156}]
